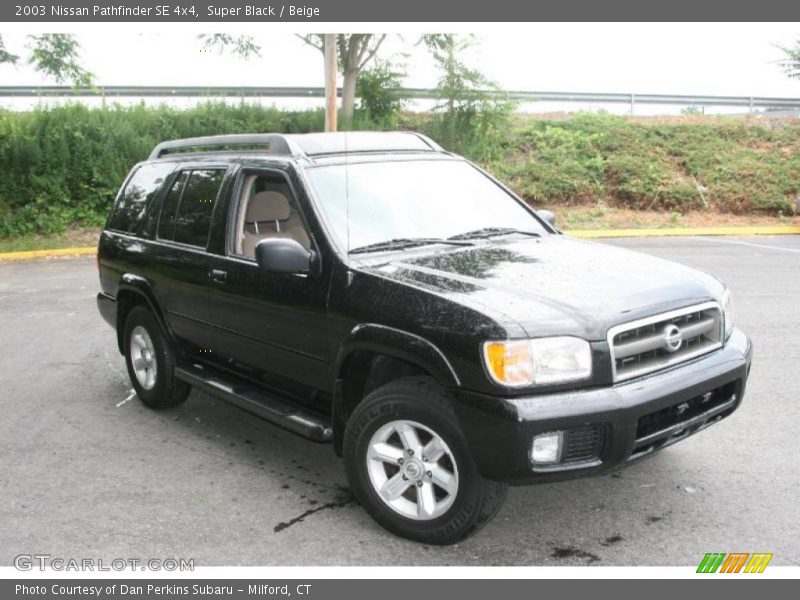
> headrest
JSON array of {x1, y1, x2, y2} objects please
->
[{"x1": 246, "y1": 191, "x2": 290, "y2": 222}]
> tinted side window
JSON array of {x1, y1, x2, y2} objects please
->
[
  {"x1": 157, "y1": 171, "x2": 188, "y2": 240},
  {"x1": 173, "y1": 170, "x2": 225, "y2": 247},
  {"x1": 107, "y1": 163, "x2": 174, "y2": 233}
]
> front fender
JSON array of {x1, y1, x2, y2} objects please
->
[{"x1": 334, "y1": 323, "x2": 460, "y2": 387}]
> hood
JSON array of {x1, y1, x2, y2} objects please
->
[{"x1": 355, "y1": 235, "x2": 724, "y2": 340}]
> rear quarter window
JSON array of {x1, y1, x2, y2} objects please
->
[
  {"x1": 157, "y1": 169, "x2": 225, "y2": 248},
  {"x1": 107, "y1": 163, "x2": 174, "y2": 233},
  {"x1": 157, "y1": 171, "x2": 189, "y2": 241}
]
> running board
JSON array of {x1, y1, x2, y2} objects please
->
[{"x1": 175, "y1": 365, "x2": 333, "y2": 443}]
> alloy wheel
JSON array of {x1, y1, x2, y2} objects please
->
[
  {"x1": 129, "y1": 325, "x2": 158, "y2": 390},
  {"x1": 366, "y1": 419, "x2": 459, "y2": 520}
]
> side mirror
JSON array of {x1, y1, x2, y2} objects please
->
[
  {"x1": 255, "y1": 238, "x2": 314, "y2": 275},
  {"x1": 537, "y1": 209, "x2": 557, "y2": 228}
]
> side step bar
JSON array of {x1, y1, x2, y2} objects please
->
[{"x1": 175, "y1": 365, "x2": 333, "y2": 443}]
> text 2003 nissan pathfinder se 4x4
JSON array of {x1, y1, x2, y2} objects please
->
[{"x1": 97, "y1": 132, "x2": 752, "y2": 544}]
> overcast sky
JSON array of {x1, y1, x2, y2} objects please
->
[{"x1": 2, "y1": 23, "x2": 800, "y2": 113}]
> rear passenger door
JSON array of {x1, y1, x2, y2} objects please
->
[{"x1": 150, "y1": 166, "x2": 228, "y2": 351}]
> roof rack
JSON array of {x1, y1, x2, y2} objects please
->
[
  {"x1": 148, "y1": 131, "x2": 445, "y2": 161},
  {"x1": 148, "y1": 134, "x2": 300, "y2": 160}
]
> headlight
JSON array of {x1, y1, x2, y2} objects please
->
[
  {"x1": 483, "y1": 337, "x2": 592, "y2": 387},
  {"x1": 722, "y1": 288, "x2": 734, "y2": 340}
]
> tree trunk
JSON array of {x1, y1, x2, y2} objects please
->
[
  {"x1": 323, "y1": 34, "x2": 337, "y2": 132},
  {"x1": 341, "y1": 67, "x2": 358, "y2": 125}
]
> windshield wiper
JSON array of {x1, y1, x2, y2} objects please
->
[
  {"x1": 349, "y1": 237, "x2": 474, "y2": 255},
  {"x1": 448, "y1": 227, "x2": 542, "y2": 241}
]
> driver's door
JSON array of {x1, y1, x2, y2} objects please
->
[{"x1": 205, "y1": 168, "x2": 332, "y2": 399}]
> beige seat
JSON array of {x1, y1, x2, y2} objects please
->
[{"x1": 242, "y1": 191, "x2": 310, "y2": 257}]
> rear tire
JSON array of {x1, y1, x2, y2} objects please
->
[
  {"x1": 123, "y1": 305, "x2": 190, "y2": 409},
  {"x1": 343, "y1": 377, "x2": 507, "y2": 545}
]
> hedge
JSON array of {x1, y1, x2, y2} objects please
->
[
  {"x1": 0, "y1": 103, "x2": 325, "y2": 237},
  {"x1": 1, "y1": 104, "x2": 797, "y2": 237}
]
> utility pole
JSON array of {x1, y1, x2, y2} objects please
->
[{"x1": 324, "y1": 34, "x2": 337, "y2": 132}]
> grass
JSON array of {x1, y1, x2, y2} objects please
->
[
  {"x1": 488, "y1": 112, "x2": 800, "y2": 216},
  {"x1": 0, "y1": 227, "x2": 99, "y2": 253},
  {"x1": 552, "y1": 204, "x2": 800, "y2": 230}
]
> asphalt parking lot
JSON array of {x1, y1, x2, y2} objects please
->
[{"x1": 0, "y1": 235, "x2": 798, "y2": 566}]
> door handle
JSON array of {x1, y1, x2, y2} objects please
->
[{"x1": 210, "y1": 269, "x2": 227, "y2": 283}]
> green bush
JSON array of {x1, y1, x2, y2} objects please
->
[
  {"x1": 492, "y1": 122, "x2": 606, "y2": 201},
  {"x1": 356, "y1": 60, "x2": 406, "y2": 126},
  {"x1": 0, "y1": 102, "x2": 324, "y2": 237}
]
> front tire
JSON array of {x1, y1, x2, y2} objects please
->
[
  {"x1": 343, "y1": 377, "x2": 507, "y2": 545},
  {"x1": 123, "y1": 305, "x2": 190, "y2": 409}
]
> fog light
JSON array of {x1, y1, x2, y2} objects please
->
[{"x1": 531, "y1": 431, "x2": 563, "y2": 464}]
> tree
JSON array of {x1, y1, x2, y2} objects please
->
[
  {"x1": 199, "y1": 33, "x2": 261, "y2": 60},
  {"x1": 779, "y1": 41, "x2": 800, "y2": 79},
  {"x1": 200, "y1": 33, "x2": 388, "y2": 124},
  {"x1": 0, "y1": 36, "x2": 19, "y2": 66},
  {"x1": 296, "y1": 34, "x2": 387, "y2": 124},
  {"x1": 0, "y1": 33, "x2": 94, "y2": 86},
  {"x1": 421, "y1": 34, "x2": 514, "y2": 159},
  {"x1": 422, "y1": 34, "x2": 493, "y2": 111}
]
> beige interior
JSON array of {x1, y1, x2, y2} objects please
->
[{"x1": 236, "y1": 176, "x2": 311, "y2": 258}]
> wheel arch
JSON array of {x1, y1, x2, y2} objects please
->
[
  {"x1": 331, "y1": 324, "x2": 461, "y2": 455},
  {"x1": 114, "y1": 274, "x2": 175, "y2": 355}
]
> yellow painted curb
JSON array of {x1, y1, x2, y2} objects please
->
[
  {"x1": 0, "y1": 246, "x2": 96, "y2": 261},
  {"x1": 565, "y1": 226, "x2": 800, "y2": 239},
  {"x1": 0, "y1": 225, "x2": 798, "y2": 261}
]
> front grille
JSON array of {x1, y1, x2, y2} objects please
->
[
  {"x1": 636, "y1": 382, "x2": 735, "y2": 440},
  {"x1": 562, "y1": 425, "x2": 604, "y2": 464},
  {"x1": 629, "y1": 382, "x2": 738, "y2": 460},
  {"x1": 608, "y1": 302, "x2": 723, "y2": 382}
]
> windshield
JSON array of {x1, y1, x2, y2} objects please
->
[{"x1": 305, "y1": 159, "x2": 547, "y2": 252}]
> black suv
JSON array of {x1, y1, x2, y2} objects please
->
[{"x1": 97, "y1": 132, "x2": 752, "y2": 544}]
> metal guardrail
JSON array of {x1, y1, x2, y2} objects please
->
[{"x1": 2, "y1": 86, "x2": 800, "y2": 112}]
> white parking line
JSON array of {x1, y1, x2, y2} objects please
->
[
  {"x1": 691, "y1": 236, "x2": 800, "y2": 254},
  {"x1": 116, "y1": 390, "x2": 136, "y2": 408}
]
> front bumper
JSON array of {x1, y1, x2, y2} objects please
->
[{"x1": 451, "y1": 328, "x2": 752, "y2": 484}]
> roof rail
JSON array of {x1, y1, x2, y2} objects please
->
[
  {"x1": 410, "y1": 133, "x2": 444, "y2": 152},
  {"x1": 284, "y1": 131, "x2": 443, "y2": 157},
  {"x1": 148, "y1": 134, "x2": 302, "y2": 160}
]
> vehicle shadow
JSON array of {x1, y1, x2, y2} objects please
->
[
  {"x1": 156, "y1": 385, "x2": 690, "y2": 565},
  {"x1": 165, "y1": 386, "x2": 353, "y2": 502}
]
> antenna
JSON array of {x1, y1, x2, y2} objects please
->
[{"x1": 345, "y1": 131, "x2": 351, "y2": 266}]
